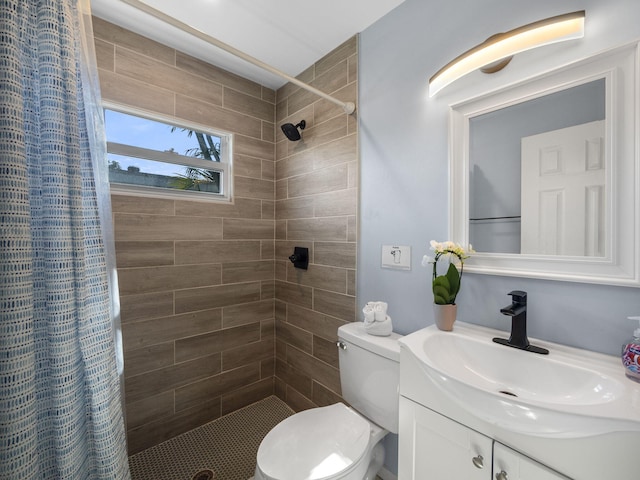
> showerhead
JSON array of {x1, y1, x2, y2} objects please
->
[{"x1": 281, "y1": 120, "x2": 306, "y2": 141}]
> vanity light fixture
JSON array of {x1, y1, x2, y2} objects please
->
[{"x1": 428, "y1": 10, "x2": 585, "y2": 97}]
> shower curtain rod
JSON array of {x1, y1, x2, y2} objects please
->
[{"x1": 120, "y1": 0, "x2": 357, "y2": 115}]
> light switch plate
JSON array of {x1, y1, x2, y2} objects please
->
[{"x1": 381, "y1": 245, "x2": 411, "y2": 270}]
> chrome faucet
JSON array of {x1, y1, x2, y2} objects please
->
[{"x1": 493, "y1": 290, "x2": 549, "y2": 355}]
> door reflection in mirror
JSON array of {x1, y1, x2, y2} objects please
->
[{"x1": 468, "y1": 78, "x2": 605, "y2": 255}]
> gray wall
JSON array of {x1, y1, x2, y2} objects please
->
[
  {"x1": 359, "y1": 0, "x2": 640, "y2": 472},
  {"x1": 360, "y1": 0, "x2": 640, "y2": 350}
]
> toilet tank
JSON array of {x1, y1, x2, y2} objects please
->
[{"x1": 338, "y1": 322, "x2": 402, "y2": 433}]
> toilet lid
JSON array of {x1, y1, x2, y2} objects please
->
[{"x1": 257, "y1": 403, "x2": 370, "y2": 480}]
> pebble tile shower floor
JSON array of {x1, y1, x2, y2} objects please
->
[{"x1": 128, "y1": 396, "x2": 294, "y2": 480}]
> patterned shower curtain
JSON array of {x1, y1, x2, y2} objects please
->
[{"x1": 0, "y1": 0, "x2": 131, "y2": 478}]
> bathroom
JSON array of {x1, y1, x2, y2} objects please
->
[{"x1": 4, "y1": 0, "x2": 640, "y2": 478}]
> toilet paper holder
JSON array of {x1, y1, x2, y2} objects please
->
[{"x1": 289, "y1": 247, "x2": 309, "y2": 270}]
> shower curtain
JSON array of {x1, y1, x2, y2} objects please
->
[{"x1": 0, "y1": 0, "x2": 130, "y2": 478}]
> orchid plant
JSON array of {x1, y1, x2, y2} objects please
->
[{"x1": 422, "y1": 240, "x2": 473, "y2": 305}]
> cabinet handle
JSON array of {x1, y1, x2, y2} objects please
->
[
  {"x1": 495, "y1": 470, "x2": 508, "y2": 480},
  {"x1": 471, "y1": 455, "x2": 484, "y2": 469}
]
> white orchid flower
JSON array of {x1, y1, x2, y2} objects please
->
[{"x1": 423, "y1": 240, "x2": 474, "y2": 305}]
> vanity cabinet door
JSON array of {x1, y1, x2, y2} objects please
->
[
  {"x1": 398, "y1": 397, "x2": 492, "y2": 480},
  {"x1": 493, "y1": 442, "x2": 572, "y2": 480}
]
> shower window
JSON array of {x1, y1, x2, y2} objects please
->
[{"x1": 104, "y1": 107, "x2": 232, "y2": 201}]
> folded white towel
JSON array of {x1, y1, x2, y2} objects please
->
[
  {"x1": 373, "y1": 301, "x2": 388, "y2": 321},
  {"x1": 362, "y1": 302, "x2": 375, "y2": 324},
  {"x1": 365, "y1": 314, "x2": 393, "y2": 336}
]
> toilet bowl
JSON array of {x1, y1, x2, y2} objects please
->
[
  {"x1": 253, "y1": 403, "x2": 386, "y2": 480},
  {"x1": 254, "y1": 322, "x2": 402, "y2": 480}
]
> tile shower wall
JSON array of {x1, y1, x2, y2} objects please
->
[
  {"x1": 274, "y1": 37, "x2": 359, "y2": 411},
  {"x1": 93, "y1": 17, "x2": 277, "y2": 454}
]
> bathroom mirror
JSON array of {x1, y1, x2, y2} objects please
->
[{"x1": 449, "y1": 42, "x2": 640, "y2": 286}]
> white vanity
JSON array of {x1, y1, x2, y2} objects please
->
[{"x1": 398, "y1": 322, "x2": 640, "y2": 479}]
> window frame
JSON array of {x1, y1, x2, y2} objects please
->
[{"x1": 103, "y1": 102, "x2": 233, "y2": 203}]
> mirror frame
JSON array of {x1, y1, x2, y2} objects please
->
[{"x1": 450, "y1": 42, "x2": 640, "y2": 287}]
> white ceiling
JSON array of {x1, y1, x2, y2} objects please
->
[{"x1": 91, "y1": 0, "x2": 405, "y2": 90}]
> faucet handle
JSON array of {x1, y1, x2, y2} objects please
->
[{"x1": 507, "y1": 290, "x2": 527, "y2": 304}]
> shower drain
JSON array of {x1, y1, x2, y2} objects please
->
[{"x1": 191, "y1": 469, "x2": 215, "y2": 480}]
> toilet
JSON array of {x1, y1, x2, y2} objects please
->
[{"x1": 254, "y1": 322, "x2": 402, "y2": 480}]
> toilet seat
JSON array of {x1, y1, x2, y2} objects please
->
[{"x1": 256, "y1": 403, "x2": 371, "y2": 480}]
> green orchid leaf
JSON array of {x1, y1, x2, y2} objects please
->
[
  {"x1": 445, "y1": 263, "x2": 460, "y2": 302},
  {"x1": 432, "y1": 276, "x2": 450, "y2": 305}
]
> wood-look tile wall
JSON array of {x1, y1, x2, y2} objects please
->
[
  {"x1": 274, "y1": 36, "x2": 359, "y2": 411},
  {"x1": 93, "y1": 17, "x2": 277, "y2": 454}
]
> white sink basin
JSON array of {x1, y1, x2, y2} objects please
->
[{"x1": 400, "y1": 322, "x2": 640, "y2": 437}]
